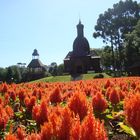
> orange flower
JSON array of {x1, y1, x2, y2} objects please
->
[
  {"x1": 16, "y1": 127, "x2": 26, "y2": 140},
  {"x1": 81, "y1": 113, "x2": 108, "y2": 140},
  {"x1": 0, "y1": 105, "x2": 13, "y2": 130},
  {"x1": 18, "y1": 89, "x2": 26, "y2": 102},
  {"x1": 24, "y1": 96, "x2": 36, "y2": 113},
  {"x1": 104, "y1": 80, "x2": 113, "y2": 89},
  {"x1": 49, "y1": 87, "x2": 62, "y2": 104},
  {"x1": 124, "y1": 93, "x2": 140, "y2": 137},
  {"x1": 32, "y1": 101, "x2": 48, "y2": 125},
  {"x1": 70, "y1": 116, "x2": 81, "y2": 140},
  {"x1": 1, "y1": 83, "x2": 8, "y2": 93},
  {"x1": 5, "y1": 134, "x2": 17, "y2": 140},
  {"x1": 27, "y1": 133, "x2": 41, "y2": 140},
  {"x1": 68, "y1": 92, "x2": 88, "y2": 121},
  {"x1": 40, "y1": 122, "x2": 53, "y2": 140},
  {"x1": 92, "y1": 92, "x2": 108, "y2": 113},
  {"x1": 109, "y1": 89, "x2": 120, "y2": 105}
]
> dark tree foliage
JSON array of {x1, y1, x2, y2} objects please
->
[
  {"x1": 93, "y1": 0, "x2": 140, "y2": 72},
  {"x1": 125, "y1": 19, "x2": 140, "y2": 67}
]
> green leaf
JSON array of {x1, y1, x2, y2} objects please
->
[
  {"x1": 15, "y1": 111, "x2": 23, "y2": 118},
  {"x1": 118, "y1": 122, "x2": 136, "y2": 137},
  {"x1": 106, "y1": 114, "x2": 114, "y2": 119},
  {"x1": 5, "y1": 120, "x2": 13, "y2": 133}
]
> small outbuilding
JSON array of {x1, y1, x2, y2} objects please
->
[{"x1": 28, "y1": 49, "x2": 46, "y2": 73}]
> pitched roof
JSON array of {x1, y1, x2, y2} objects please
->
[
  {"x1": 28, "y1": 59, "x2": 45, "y2": 68},
  {"x1": 64, "y1": 49, "x2": 100, "y2": 60}
]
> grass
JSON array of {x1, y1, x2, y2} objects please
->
[{"x1": 32, "y1": 72, "x2": 111, "y2": 83}]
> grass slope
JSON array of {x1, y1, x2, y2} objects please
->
[{"x1": 32, "y1": 73, "x2": 111, "y2": 83}]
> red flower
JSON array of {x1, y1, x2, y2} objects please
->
[
  {"x1": 27, "y1": 133, "x2": 41, "y2": 140},
  {"x1": 92, "y1": 92, "x2": 108, "y2": 113},
  {"x1": 1, "y1": 83, "x2": 8, "y2": 93},
  {"x1": 5, "y1": 134, "x2": 17, "y2": 140},
  {"x1": 0, "y1": 105, "x2": 13, "y2": 130},
  {"x1": 109, "y1": 89, "x2": 120, "y2": 105},
  {"x1": 9, "y1": 90, "x2": 16, "y2": 101},
  {"x1": 18, "y1": 89, "x2": 26, "y2": 102},
  {"x1": 32, "y1": 101, "x2": 48, "y2": 125},
  {"x1": 70, "y1": 116, "x2": 81, "y2": 140},
  {"x1": 24, "y1": 96, "x2": 36, "y2": 113},
  {"x1": 49, "y1": 87, "x2": 62, "y2": 104},
  {"x1": 124, "y1": 93, "x2": 140, "y2": 137},
  {"x1": 40, "y1": 122, "x2": 53, "y2": 140},
  {"x1": 68, "y1": 92, "x2": 88, "y2": 121},
  {"x1": 16, "y1": 127, "x2": 26, "y2": 140},
  {"x1": 81, "y1": 113, "x2": 108, "y2": 140}
]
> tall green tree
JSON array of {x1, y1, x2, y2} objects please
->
[
  {"x1": 93, "y1": 0, "x2": 140, "y2": 71},
  {"x1": 0, "y1": 68, "x2": 7, "y2": 82},
  {"x1": 125, "y1": 19, "x2": 140, "y2": 68}
]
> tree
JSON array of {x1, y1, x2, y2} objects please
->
[
  {"x1": 6, "y1": 67, "x2": 13, "y2": 83},
  {"x1": 0, "y1": 67, "x2": 7, "y2": 82},
  {"x1": 101, "y1": 46, "x2": 113, "y2": 70},
  {"x1": 57, "y1": 64, "x2": 64, "y2": 75},
  {"x1": 49, "y1": 62, "x2": 58, "y2": 76},
  {"x1": 125, "y1": 19, "x2": 140, "y2": 68},
  {"x1": 93, "y1": 0, "x2": 140, "y2": 72}
]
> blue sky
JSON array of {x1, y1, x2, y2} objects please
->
[{"x1": 0, "y1": 0, "x2": 135, "y2": 67}]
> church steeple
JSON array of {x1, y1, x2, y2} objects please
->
[
  {"x1": 32, "y1": 49, "x2": 39, "y2": 59},
  {"x1": 76, "y1": 20, "x2": 84, "y2": 37}
]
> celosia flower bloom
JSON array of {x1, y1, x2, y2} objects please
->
[
  {"x1": 68, "y1": 92, "x2": 89, "y2": 121},
  {"x1": 81, "y1": 113, "x2": 108, "y2": 140},
  {"x1": 5, "y1": 134, "x2": 17, "y2": 140},
  {"x1": 24, "y1": 96, "x2": 36, "y2": 113},
  {"x1": 32, "y1": 101, "x2": 48, "y2": 125},
  {"x1": 124, "y1": 93, "x2": 140, "y2": 137},
  {"x1": 109, "y1": 89, "x2": 120, "y2": 105},
  {"x1": 49, "y1": 87, "x2": 62, "y2": 104},
  {"x1": 92, "y1": 92, "x2": 108, "y2": 113}
]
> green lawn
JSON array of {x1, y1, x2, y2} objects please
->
[{"x1": 32, "y1": 73, "x2": 111, "y2": 83}]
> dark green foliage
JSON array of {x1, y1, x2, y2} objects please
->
[
  {"x1": 57, "y1": 64, "x2": 64, "y2": 76},
  {"x1": 93, "y1": 0, "x2": 140, "y2": 72},
  {"x1": 125, "y1": 20, "x2": 140, "y2": 67}
]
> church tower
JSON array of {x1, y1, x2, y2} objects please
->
[
  {"x1": 64, "y1": 20, "x2": 101, "y2": 74},
  {"x1": 73, "y1": 20, "x2": 90, "y2": 56},
  {"x1": 77, "y1": 20, "x2": 84, "y2": 37},
  {"x1": 32, "y1": 49, "x2": 39, "y2": 59}
]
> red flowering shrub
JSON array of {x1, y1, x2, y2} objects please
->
[
  {"x1": 92, "y1": 92, "x2": 108, "y2": 113},
  {"x1": 5, "y1": 134, "x2": 17, "y2": 140},
  {"x1": 0, "y1": 83, "x2": 8, "y2": 93},
  {"x1": 70, "y1": 116, "x2": 81, "y2": 140},
  {"x1": 1, "y1": 77, "x2": 140, "y2": 139},
  {"x1": 68, "y1": 92, "x2": 88, "y2": 121},
  {"x1": 8, "y1": 90, "x2": 16, "y2": 101},
  {"x1": 49, "y1": 87, "x2": 62, "y2": 104},
  {"x1": 18, "y1": 89, "x2": 26, "y2": 103},
  {"x1": 24, "y1": 96, "x2": 36, "y2": 113},
  {"x1": 124, "y1": 93, "x2": 140, "y2": 137},
  {"x1": 16, "y1": 127, "x2": 26, "y2": 140},
  {"x1": 109, "y1": 89, "x2": 120, "y2": 105},
  {"x1": 81, "y1": 113, "x2": 108, "y2": 140},
  {"x1": 0, "y1": 105, "x2": 13, "y2": 130},
  {"x1": 32, "y1": 101, "x2": 49, "y2": 126},
  {"x1": 41, "y1": 107, "x2": 73, "y2": 140},
  {"x1": 27, "y1": 133, "x2": 41, "y2": 140}
]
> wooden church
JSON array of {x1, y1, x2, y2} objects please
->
[{"x1": 64, "y1": 20, "x2": 101, "y2": 74}]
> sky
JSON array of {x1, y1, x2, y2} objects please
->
[{"x1": 0, "y1": 0, "x2": 138, "y2": 68}]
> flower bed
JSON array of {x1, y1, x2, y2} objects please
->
[{"x1": 0, "y1": 77, "x2": 140, "y2": 140}]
